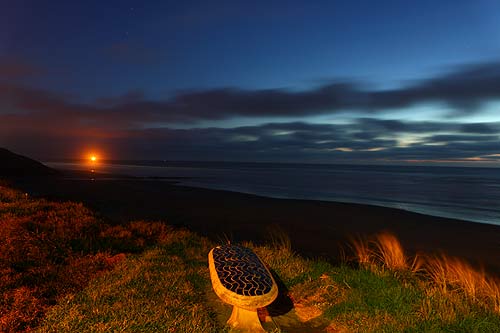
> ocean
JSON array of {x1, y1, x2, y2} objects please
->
[{"x1": 46, "y1": 161, "x2": 500, "y2": 226}]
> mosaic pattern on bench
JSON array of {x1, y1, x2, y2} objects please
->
[{"x1": 212, "y1": 245, "x2": 273, "y2": 297}]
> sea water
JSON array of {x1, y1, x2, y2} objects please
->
[{"x1": 46, "y1": 161, "x2": 500, "y2": 226}]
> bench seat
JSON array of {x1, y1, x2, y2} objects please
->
[{"x1": 208, "y1": 245, "x2": 278, "y2": 332}]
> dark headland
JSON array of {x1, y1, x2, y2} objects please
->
[
  {"x1": 4, "y1": 149, "x2": 500, "y2": 275},
  {"x1": 0, "y1": 148, "x2": 58, "y2": 177}
]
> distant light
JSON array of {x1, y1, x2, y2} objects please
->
[{"x1": 90, "y1": 155, "x2": 97, "y2": 162}]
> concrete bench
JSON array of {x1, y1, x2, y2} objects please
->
[{"x1": 208, "y1": 245, "x2": 278, "y2": 332}]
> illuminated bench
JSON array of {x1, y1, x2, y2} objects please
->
[{"x1": 208, "y1": 245, "x2": 278, "y2": 332}]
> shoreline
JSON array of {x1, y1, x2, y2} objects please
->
[
  {"x1": 45, "y1": 162, "x2": 500, "y2": 226},
  {"x1": 45, "y1": 162, "x2": 500, "y2": 227},
  {"x1": 10, "y1": 170, "x2": 500, "y2": 275}
]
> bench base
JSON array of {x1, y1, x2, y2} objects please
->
[{"x1": 227, "y1": 306, "x2": 267, "y2": 333}]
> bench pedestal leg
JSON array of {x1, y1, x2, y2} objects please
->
[{"x1": 227, "y1": 306, "x2": 267, "y2": 333}]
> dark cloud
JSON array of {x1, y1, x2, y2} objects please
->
[
  {"x1": 368, "y1": 61, "x2": 500, "y2": 111},
  {"x1": 425, "y1": 134, "x2": 499, "y2": 143},
  {"x1": 110, "y1": 122, "x2": 499, "y2": 163},
  {"x1": 460, "y1": 123, "x2": 499, "y2": 134},
  {"x1": 356, "y1": 118, "x2": 500, "y2": 136},
  {"x1": 356, "y1": 118, "x2": 456, "y2": 133},
  {"x1": 3, "y1": 118, "x2": 498, "y2": 164},
  {"x1": 1, "y1": 59, "x2": 500, "y2": 163},
  {"x1": 143, "y1": 60, "x2": 500, "y2": 120},
  {"x1": 2, "y1": 60, "x2": 500, "y2": 127},
  {"x1": 104, "y1": 123, "x2": 396, "y2": 161}
]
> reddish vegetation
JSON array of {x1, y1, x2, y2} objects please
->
[{"x1": 0, "y1": 185, "x2": 175, "y2": 332}]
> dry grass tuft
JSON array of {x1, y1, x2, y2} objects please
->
[
  {"x1": 349, "y1": 234, "x2": 372, "y2": 267},
  {"x1": 351, "y1": 231, "x2": 500, "y2": 314},
  {"x1": 425, "y1": 254, "x2": 500, "y2": 311},
  {"x1": 267, "y1": 224, "x2": 292, "y2": 253},
  {"x1": 372, "y1": 232, "x2": 409, "y2": 271},
  {"x1": 350, "y1": 232, "x2": 422, "y2": 273}
]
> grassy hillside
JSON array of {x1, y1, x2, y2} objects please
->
[{"x1": 1, "y1": 185, "x2": 500, "y2": 332}]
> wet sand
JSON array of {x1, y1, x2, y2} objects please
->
[{"x1": 11, "y1": 171, "x2": 500, "y2": 275}]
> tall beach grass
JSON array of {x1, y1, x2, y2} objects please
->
[{"x1": 350, "y1": 231, "x2": 500, "y2": 315}]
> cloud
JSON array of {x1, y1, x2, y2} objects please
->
[
  {"x1": 2, "y1": 59, "x2": 500, "y2": 128},
  {"x1": 425, "y1": 134, "x2": 499, "y2": 143},
  {"x1": 3, "y1": 117, "x2": 498, "y2": 164},
  {"x1": 368, "y1": 61, "x2": 500, "y2": 111},
  {"x1": 356, "y1": 118, "x2": 456, "y2": 133},
  {"x1": 460, "y1": 122, "x2": 499, "y2": 134},
  {"x1": 1, "y1": 58, "x2": 500, "y2": 163},
  {"x1": 111, "y1": 121, "x2": 499, "y2": 163},
  {"x1": 118, "y1": 60, "x2": 500, "y2": 121}
]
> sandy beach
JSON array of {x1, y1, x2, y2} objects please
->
[{"x1": 11, "y1": 171, "x2": 500, "y2": 276}]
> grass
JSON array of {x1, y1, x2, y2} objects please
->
[
  {"x1": 37, "y1": 239, "x2": 223, "y2": 332},
  {"x1": 0, "y1": 185, "x2": 223, "y2": 332},
  {"x1": 341, "y1": 231, "x2": 500, "y2": 332},
  {"x1": 1, "y1": 184, "x2": 500, "y2": 332},
  {"x1": 242, "y1": 231, "x2": 500, "y2": 332},
  {"x1": 350, "y1": 232, "x2": 500, "y2": 313},
  {"x1": 350, "y1": 232, "x2": 422, "y2": 273},
  {"x1": 0, "y1": 186, "x2": 111, "y2": 331}
]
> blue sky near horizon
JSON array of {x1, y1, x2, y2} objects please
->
[{"x1": 1, "y1": 0, "x2": 500, "y2": 165}]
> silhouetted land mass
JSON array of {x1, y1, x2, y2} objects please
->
[{"x1": 0, "y1": 148, "x2": 58, "y2": 177}]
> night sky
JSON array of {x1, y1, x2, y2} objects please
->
[{"x1": 1, "y1": 0, "x2": 500, "y2": 166}]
